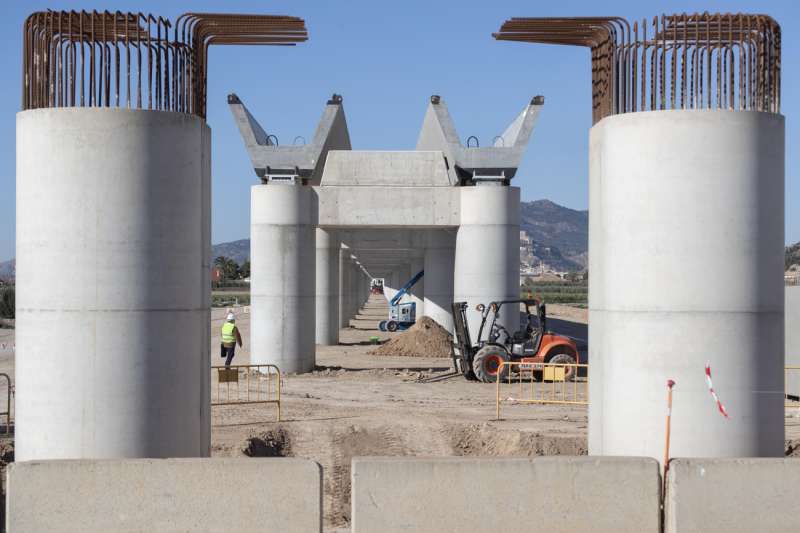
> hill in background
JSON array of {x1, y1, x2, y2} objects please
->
[
  {"x1": 208, "y1": 199, "x2": 591, "y2": 272},
  {"x1": 520, "y1": 199, "x2": 588, "y2": 271},
  {"x1": 787, "y1": 242, "x2": 800, "y2": 270},
  {"x1": 0, "y1": 259, "x2": 14, "y2": 281},
  {"x1": 2, "y1": 202, "x2": 798, "y2": 278},
  {"x1": 211, "y1": 239, "x2": 249, "y2": 265}
]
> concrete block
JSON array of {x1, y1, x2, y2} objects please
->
[
  {"x1": 665, "y1": 458, "x2": 800, "y2": 533},
  {"x1": 7, "y1": 458, "x2": 322, "y2": 533},
  {"x1": 351, "y1": 456, "x2": 660, "y2": 533}
]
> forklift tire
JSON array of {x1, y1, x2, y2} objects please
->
[
  {"x1": 547, "y1": 352, "x2": 577, "y2": 381},
  {"x1": 473, "y1": 345, "x2": 511, "y2": 383},
  {"x1": 386, "y1": 320, "x2": 399, "y2": 332}
]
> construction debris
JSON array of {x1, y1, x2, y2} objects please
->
[{"x1": 368, "y1": 316, "x2": 452, "y2": 358}]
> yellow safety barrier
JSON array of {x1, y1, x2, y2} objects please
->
[
  {"x1": 211, "y1": 364, "x2": 281, "y2": 421},
  {"x1": 786, "y1": 366, "x2": 800, "y2": 409},
  {"x1": 495, "y1": 361, "x2": 588, "y2": 420}
]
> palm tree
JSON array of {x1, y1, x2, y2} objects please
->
[{"x1": 213, "y1": 256, "x2": 239, "y2": 281}]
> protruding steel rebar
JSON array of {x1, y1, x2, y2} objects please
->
[
  {"x1": 493, "y1": 13, "x2": 780, "y2": 123},
  {"x1": 22, "y1": 11, "x2": 308, "y2": 118}
]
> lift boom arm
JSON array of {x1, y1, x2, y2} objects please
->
[{"x1": 390, "y1": 270, "x2": 424, "y2": 306}]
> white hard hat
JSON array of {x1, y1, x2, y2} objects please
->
[{"x1": 226, "y1": 313, "x2": 235, "y2": 321}]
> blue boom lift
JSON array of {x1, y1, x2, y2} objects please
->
[{"x1": 378, "y1": 270, "x2": 424, "y2": 332}]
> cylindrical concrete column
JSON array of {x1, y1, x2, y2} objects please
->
[
  {"x1": 16, "y1": 108, "x2": 210, "y2": 460},
  {"x1": 339, "y1": 244, "x2": 351, "y2": 329},
  {"x1": 424, "y1": 230, "x2": 456, "y2": 331},
  {"x1": 251, "y1": 184, "x2": 315, "y2": 373},
  {"x1": 587, "y1": 119, "x2": 606, "y2": 454},
  {"x1": 455, "y1": 186, "x2": 520, "y2": 341},
  {"x1": 315, "y1": 229, "x2": 339, "y2": 345},
  {"x1": 357, "y1": 269, "x2": 366, "y2": 309},
  {"x1": 347, "y1": 259, "x2": 358, "y2": 323},
  {"x1": 589, "y1": 110, "x2": 785, "y2": 461}
]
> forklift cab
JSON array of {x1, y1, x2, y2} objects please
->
[{"x1": 478, "y1": 299, "x2": 546, "y2": 357}]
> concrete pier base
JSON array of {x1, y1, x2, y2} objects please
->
[
  {"x1": 423, "y1": 230, "x2": 456, "y2": 331},
  {"x1": 251, "y1": 184, "x2": 315, "y2": 373},
  {"x1": 16, "y1": 108, "x2": 211, "y2": 461},
  {"x1": 315, "y1": 229, "x2": 339, "y2": 345},
  {"x1": 454, "y1": 186, "x2": 520, "y2": 340},
  {"x1": 588, "y1": 110, "x2": 785, "y2": 460}
]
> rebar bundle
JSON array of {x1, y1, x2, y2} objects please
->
[
  {"x1": 22, "y1": 11, "x2": 308, "y2": 118},
  {"x1": 494, "y1": 13, "x2": 780, "y2": 124}
]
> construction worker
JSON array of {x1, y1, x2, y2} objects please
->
[{"x1": 220, "y1": 312, "x2": 243, "y2": 367}]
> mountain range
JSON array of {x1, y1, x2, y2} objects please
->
[
  {"x1": 0, "y1": 259, "x2": 13, "y2": 281},
  {"x1": 520, "y1": 199, "x2": 588, "y2": 271},
  {"x1": 206, "y1": 199, "x2": 591, "y2": 272},
  {"x1": 2, "y1": 200, "x2": 799, "y2": 278}
]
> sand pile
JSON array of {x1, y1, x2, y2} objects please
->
[{"x1": 368, "y1": 316, "x2": 452, "y2": 358}]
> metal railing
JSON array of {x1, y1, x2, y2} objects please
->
[
  {"x1": 22, "y1": 11, "x2": 308, "y2": 118},
  {"x1": 494, "y1": 13, "x2": 781, "y2": 124},
  {"x1": 211, "y1": 364, "x2": 281, "y2": 421},
  {"x1": 495, "y1": 361, "x2": 588, "y2": 419},
  {"x1": 0, "y1": 374, "x2": 11, "y2": 435}
]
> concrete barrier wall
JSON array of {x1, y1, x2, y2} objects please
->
[
  {"x1": 788, "y1": 287, "x2": 800, "y2": 406},
  {"x1": 665, "y1": 458, "x2": 800, "y2": 533},
  {"x1": 351, "y1": 457, "x2": 661, "y2": 533},
  {"x1": 7, "y1": 458, "x2": 322, "y2": 533}
]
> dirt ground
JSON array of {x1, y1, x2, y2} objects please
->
[{"x1": 211, "y1": 297, "x2": 590, "y2": 530}]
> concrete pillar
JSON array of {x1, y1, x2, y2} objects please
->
[
  {"x1": 251, "y1": 184, "x2": 315, "y2": 374},
  {"x1": 455, "y1": 186, "x2": 520, "y2": 341},
  {"x1": 315, "y1": 229, "x2": 339, "y2": 345},
  {"x1": 424, "y1": 230, "x2": 456, "y2": 331},
  {"x1": 587, "y1": 119, "x2": 606, "y2": 454},
  {"x1": 357, "y1": 269, "x2": 365, "y2": 310},
  {"x1": 339, "y1": 244, "x2": 351, "y2": 329},
  {"x1": 360, "y1": 270, "x2": 368, "y2": 306},
  {"x1": 16, "y1": 108, "x2": 210, "y2": 460},
  {"x1": 409, "y1": 256, "x2": 425, "y2": 318},
  {"x1": 589, "y1": 110, "x2": 785, "y2": 461}
]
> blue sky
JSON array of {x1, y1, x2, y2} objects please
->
[{"x1": 1, "y1": 0, "x2": 798, "y2": 260}]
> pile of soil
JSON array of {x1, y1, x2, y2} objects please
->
[{"x1": 368, "y1": 316, "x2": 452, "y2": 358}]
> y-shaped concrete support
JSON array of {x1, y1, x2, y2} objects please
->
[
  {"x1": 416, "y1": 94, "x2": 543, "y2": 184},
  {"x1": 228, "y1": 93, "x2": 351, "y2": 184}
]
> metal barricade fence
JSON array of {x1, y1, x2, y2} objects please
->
[
  {"x1": 495, "y1": 361, "x2": 588, "y2": 420},
  {"x1": 211, "y1": 364, "x2": 281, "y2": 421},
  {"x1": 786, "y1": 366, "x2": 800, "y2": 409}
]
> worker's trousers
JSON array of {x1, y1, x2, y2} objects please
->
[{"x1": 220, "y1": 343, "x2": 236, "y2": 366}]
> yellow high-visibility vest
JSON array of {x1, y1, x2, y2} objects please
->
[{"x1": 221, "y1": 322, "x2": 236, "y2": 344}]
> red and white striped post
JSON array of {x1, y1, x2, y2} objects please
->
[{"x1": 663, "y1": 379, "x2": 676, "y2": 488}]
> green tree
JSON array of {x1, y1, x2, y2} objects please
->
[
  {"x1": 213, "y1": 256, "x2": 240, "y2": 281},
  {"x1": 0, "y1": 287, "x2": 14, "y2": 319},
  {"x1": 240, "y1": 260, "x2": 251, "y2": 279}
]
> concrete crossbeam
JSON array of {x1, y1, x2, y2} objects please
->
[{"x1": 315, "y1": 186, "x2": 460, "y2": 228}]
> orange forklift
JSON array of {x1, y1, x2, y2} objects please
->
[{"x1": 451, "y1": 299, "x2": 579, "y2": 383}]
